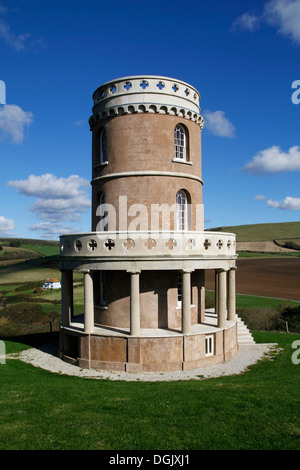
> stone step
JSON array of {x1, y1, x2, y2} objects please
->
[
  {"x1": 236, "y1": 316, "x2": 255, "y2": 345},
  {"x1": 205, "y1": 309, "x2": 255, "y2": 345}
]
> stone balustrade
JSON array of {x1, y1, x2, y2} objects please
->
[{"x1": 60, "y1": 231, "x2": 236, "y2": 259}]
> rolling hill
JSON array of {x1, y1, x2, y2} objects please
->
[
  {"x1": 208, "y1": 221, "x2": 300, "y2": 242},
  {"x1": 208, "y1": 221, "x2": 300, "y2": 253}
]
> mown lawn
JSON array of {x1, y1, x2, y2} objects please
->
[{"x1": 0, "y1": 331, "x2": 299, "y2": 450}]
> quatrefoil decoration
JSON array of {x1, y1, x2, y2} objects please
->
[{"x1": 104, "y1": 239, "x2": 115, "y2": 251}]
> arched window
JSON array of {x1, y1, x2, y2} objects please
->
[
  {"x1": 99, "y1": 129, "x2": 107, "y2": 164},
  {"x1": 174, "y1": 124, "x2": 187, "y2": 161},
  {"x1": 176, "y1": 190, "x2": 190, "y2": 230}
]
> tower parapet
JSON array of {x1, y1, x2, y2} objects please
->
[{"x1": 90, "y1": 75, "x2": 204, "y2": 127}]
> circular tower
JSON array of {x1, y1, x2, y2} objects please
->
[{"x1": 59, "y1": 75, "x2": 238, "y2": 372}]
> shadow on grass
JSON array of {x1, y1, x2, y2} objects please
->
[{"x1": 3, "y1": 331, "x2": 59, "y2": 350}]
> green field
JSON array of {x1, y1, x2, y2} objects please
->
[
  {"x1": 209, "y1": 221, "x2": 300, "y2": 242},
  {"x1": 0, "y1": 331, "x2": 299, "y2": 450}
]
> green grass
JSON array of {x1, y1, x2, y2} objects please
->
[
  {"x1": 237, "y1": 250, "x2": 300, "y2": 258},
  {"x1": 0, "y1": 331, "x2": 299, "y2": 450},
  {"x1": 21, "y1": 244, "x2": 60, "y2": 256},
  {"x1": 0, "y1": 261, "x2": 61, "y2": 283},
  {"x1": 208, "y1": 221, "x2": 300, "y2": 242},
  {"x1": 206, "y1": 290, "x2": 300, "y2": 309}
]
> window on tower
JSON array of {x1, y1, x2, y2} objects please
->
[
  {"x1": 174, "y1": 124, "x2": 189, "y2": 162},
  {"x1": 99, "y1": 128, "x2": 107, "y2": 164},
  {"x1": 176, "y1": 189, "x2": 190, "y2": 230}
]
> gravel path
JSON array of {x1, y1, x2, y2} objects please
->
[{"x1": 8, "y1": 341, "x2": 280, "y2": 382}]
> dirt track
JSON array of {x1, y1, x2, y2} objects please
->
[{"x1": 205, "y1": 257, "x2": 300, "y2": 301}]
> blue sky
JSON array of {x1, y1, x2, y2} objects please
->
[{"x1": 1, "y1": 0, "x2": 300, "y2": 240}]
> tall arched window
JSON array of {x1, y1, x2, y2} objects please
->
[
  {"x1": 174, "y1": 124, "x2": 186, "y2": 161},
  {"x1": 176, "y1": 190, "x2": 189, "y2": 230},
  {"x1": 99, "y1": 129, "x2": 107, "y2": 164}
]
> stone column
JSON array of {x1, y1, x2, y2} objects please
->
[
  {"x1": 228, "y1": 267, "x2": 237, "y2": 321},
  {"x1": 129, "y1": 270, "x2": 141, "y2": 336},
  {"x1": 61, "y1": 270, "x2": 73, "y2": 327},
  {"x1": 182, "y1": 270, "x2": 193, "y2": 334},
  {"x1": 215, "y1": 270, "x2": 219, "y2": 316},
  {"x1": 217, "y1": 269, "x2": 227, "y2": 329},
  {"x1": 198, "y1": 270, "x2": 206, "y2": 323},
  {"x1": 83, "y1": 270, "x2": 94, "y2": 333}
]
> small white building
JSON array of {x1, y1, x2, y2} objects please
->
[{"x1": 42, "y1": 277, "x2": 61, "y2": 290}]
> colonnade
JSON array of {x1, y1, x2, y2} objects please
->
[{"x1": 61, "y1": 267, "x2": 237, "y2": 335}]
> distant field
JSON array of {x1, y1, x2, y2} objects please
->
[
  {"x1": 21, "y1": 244, "x2": 60, "y2": 256},
  {"x1": 0, "y1": 238, "x2": 59, "y2": 247},
  {"x1": 0, "y1": 261, "x2": 61, "y2": 283},
  {"x1": 206, "y1": 257, "x2": 300, "y2": 301},
  {"x1": 0, "y1": 238, "x2": 60, "y2": 281},
  {"x1": 209, "y1": 221, "x2": 300, "y2": 242},
  {"x1": 0, "y1": 246, "x2": 41, "y2": 262}
]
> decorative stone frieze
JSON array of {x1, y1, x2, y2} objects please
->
[{"x1": 60, "y1": 231, "x2": 236, "y2": 259}]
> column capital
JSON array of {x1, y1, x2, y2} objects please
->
[
  {"x1": 127, "y1": 270, "x2": 141, "y2": 274},
  {"x1": 180, "y1": 269, "x2": 195, "y2": 274}
]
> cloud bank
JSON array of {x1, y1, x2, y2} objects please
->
[{"x1": 7, "y1": 174, "x2": 91, "y2": 238}]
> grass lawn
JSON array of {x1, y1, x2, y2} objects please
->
[
  {"x1": 0, "y1": 331, "x2": 299, "y2": 450},
  {"x1": 206, "y1": 290, "x2": 300, "y2": 310}
]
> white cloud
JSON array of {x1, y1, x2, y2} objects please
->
[
  {"x1": 202, "y1": 110, "x2": 235, "y2": 138},
  {"x1": 266, "y1": 196, "x2": 300, "y2": 210},
  {"x1": 0, "y1": 215, "x2": 16, "y2": 236},
  {"x1": 7, "y1": 173, "x2": 91, "y2": 224},
  {"x1": 8, "y1": 173, "x2": 90, "y2": 199},
  {"x1": 264, "y1": 0, "x2": 300, "y2": 45},
  {"x1": 230, "y1": 12, "x2": 261, "y2": 32},
  {"x1": 29, "y1": 222, "x2": 78, "y2": 240},
  {"x1": 30, "y1": 195, "x2": 90, "y2": 222},
  {"x1": 255, "y1": 193, "x2": 300, "y2": 210},
  {"x1": 0, "y1": 4, "x2": 45, "y2": 52},
  {"x1": 0, "y1": 104, "x2": 33, "y2": 144},
  {"x1": 244, "y1": 145, "x2": 300, "y2": 174},
  {"x1": 0, "y1": 19, "x2": 30, "y2": 51},
  {"x1": 231, "y1": 0, "x2": 300, "y2": 46}
]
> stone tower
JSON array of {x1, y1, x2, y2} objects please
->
[{"x1": 59, "y1": 75, "x2": 238, "y2": 372}]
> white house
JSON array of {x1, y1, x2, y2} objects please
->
[{"x1": 42, "y1": 277, "x2": 61, "y2": 290}]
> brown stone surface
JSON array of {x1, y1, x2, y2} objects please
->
[
  {"x1": 90, "y1": 335, "x2": 127, "y2": 362},
  {"x1": 91, "y1": 113, "x2": 203, "y2": 232}
]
